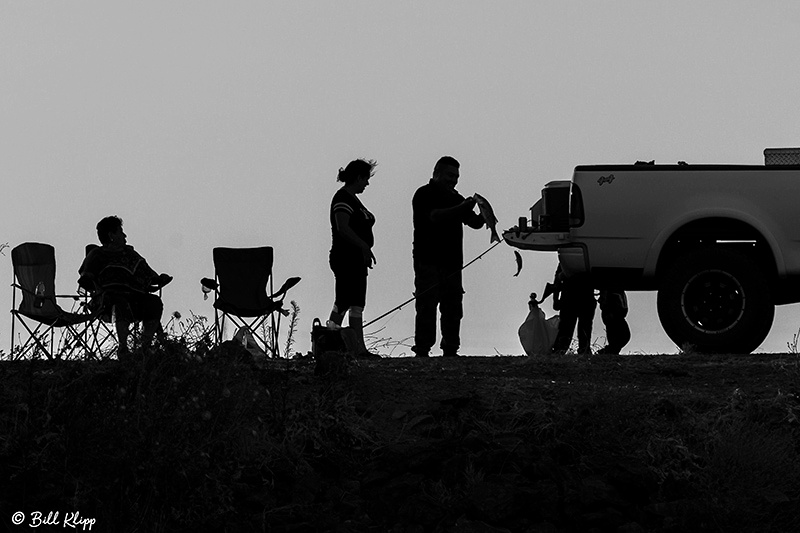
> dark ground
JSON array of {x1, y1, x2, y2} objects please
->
[{"x1": 2, "y1": 349, "x2": 800, "y2": 532}]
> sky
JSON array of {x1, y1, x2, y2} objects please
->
[{"x1": 4, "y1": 0, "x2": 800, "y2": 357}]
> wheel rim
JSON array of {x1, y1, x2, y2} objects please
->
[{"x1": 680, "y1": 269, "x2": 745, "y2": 334}]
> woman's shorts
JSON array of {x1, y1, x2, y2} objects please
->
[{"x1": 331, "y1": 260, "x2": 367, "y2": 310}]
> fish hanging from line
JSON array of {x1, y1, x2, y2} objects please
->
[
  {"x1": 473, "y1": 193, "x2": 500, "y2": 243},
  {"x1": 513, "y1": 250, "x2": 523, "y2": 277}
]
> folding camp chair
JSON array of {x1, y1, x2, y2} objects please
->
[
  {"x1": 202, "y1": 246, "x2": 300, "y2": 358},
  {"x1": 10, "y1": 242, "x2": 110, "y2": 360}
]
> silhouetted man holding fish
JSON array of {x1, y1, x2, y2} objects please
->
[{"x1": 412, "y1": 156, "x2": 485, "y2": 357}]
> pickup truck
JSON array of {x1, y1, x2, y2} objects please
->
[{"x1": 503, "y1": 150, "x2": 800, "y2": 354}]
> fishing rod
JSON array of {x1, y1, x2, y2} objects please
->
[{"x1": 363, "y1": 240, "x2": 503, "y2": 328}]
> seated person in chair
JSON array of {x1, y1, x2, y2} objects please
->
[{"x1": 78, "y1": 216, "x2": 172, "y2": 358}]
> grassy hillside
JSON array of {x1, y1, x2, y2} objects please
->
[{"x1": 2, "y1": 341, "x2": 800, "y2": 532}]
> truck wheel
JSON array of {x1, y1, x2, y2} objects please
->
[{"x1": 657, "y1": 248, "x2": 773, "y2": 354}]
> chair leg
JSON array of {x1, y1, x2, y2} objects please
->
[
  {"x1": 11, "y1": 316, "x2": 54, "y2": 360},
  {"x1": 273, "y1": 312, "x2": 281, "y2": 358},
  {"x1": 59, "y1": 324, "x2": 97, "y2": 360},
  {"x1": 85, "y1": 319, "x2": 118, "y2": 359},
  {"x1": 214, "y1": 310, "x2": 223, "y2": 345},
  {"x1": 116, "y1": 321, "x2": 130, "y2": 357}
]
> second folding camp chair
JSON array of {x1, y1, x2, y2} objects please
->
[
  {"x1": 76, "y1": 244, "x2": 119, "y2": 353},
  {"x1": 202, "y1": 246, "x2": 300, "y2": 358},
  {"x1": 10, "y1": 242, "x2": 112, "y2": 360}
]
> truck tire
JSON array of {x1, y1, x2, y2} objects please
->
[{"x1": 657, "y1": 248, "x2": 773, "y2": 354}]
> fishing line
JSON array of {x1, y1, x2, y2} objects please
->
[{"x1": 364, "y1": 240, "x2": 503, "y2": 328}]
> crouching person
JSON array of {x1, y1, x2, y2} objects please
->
[
  {"x1": 79, "y1": 216, "x2": 172, "y2": 358},
  {"x1": 597, "y1": 289, "x2": 630, "y2": 355}
]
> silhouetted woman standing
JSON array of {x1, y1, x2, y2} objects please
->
[{"x1": 328, "y1": 159, "x2": 377, "y2": 356}]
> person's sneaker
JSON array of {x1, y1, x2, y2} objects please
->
[{"x1": 442, "y1": 350, "x2": 460, "y2": 357}]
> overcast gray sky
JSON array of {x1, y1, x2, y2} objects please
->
[{"x1": 4, "y1": 1, "x2": 800, "y2": 356}]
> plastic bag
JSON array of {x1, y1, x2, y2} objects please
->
[
  {"x1": 518, "y1": 303, "x2": 559, "y2": 356},
  {"x1": 233, "y1": 326, "x2": 267, "y2": 359}
]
